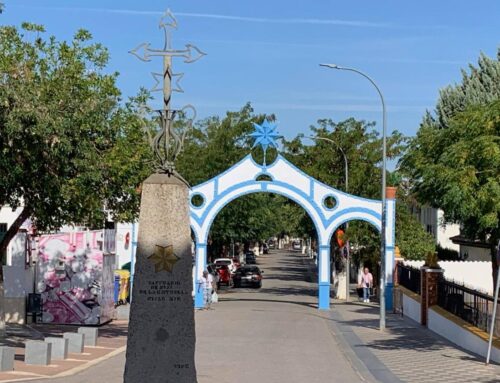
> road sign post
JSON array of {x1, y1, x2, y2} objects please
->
[{"x1": 486, "y1": 240, "x2": 500, "y2": 365}]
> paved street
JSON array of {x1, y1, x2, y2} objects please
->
[
  {"x1": 14, "y1": 249, "x2": 500, "y2": 383},
  {"x1": 19, "y1": 250, "x2": 368, "y2": 383},
  {"x1": 195, "y1": 250, "x2": 366, "y2": 383}
]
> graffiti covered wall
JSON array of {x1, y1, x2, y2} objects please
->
[{"x1": 36, "y1": 231, "x2": 115, "y2": 325}]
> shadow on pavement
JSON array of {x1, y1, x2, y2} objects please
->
[{"x1": 220, "y1": 297, "x2": 317, "y2": 309}]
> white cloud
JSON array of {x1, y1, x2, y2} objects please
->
[{"x1": 12, "y1": 5, "x2": 446, "y2": 30}]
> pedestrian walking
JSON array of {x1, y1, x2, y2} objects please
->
[
  {"x1": 358, "y1": 267, "x2": 373, "y2": 303},
  {"x1": 198, "y1": 270, "x2": 215, "y2": 310}
]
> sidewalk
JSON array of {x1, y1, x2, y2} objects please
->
[
  {"x1": 329, "y1": 301, "x2": 500, "y2": 383},
  {"x1": 0, "y1": 321, "x2": 127, "y2": 382}
]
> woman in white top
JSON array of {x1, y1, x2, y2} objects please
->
[{"x1": 199, "y1": 270, "x2": 214, "y2": 309}]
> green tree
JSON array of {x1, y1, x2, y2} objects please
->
[
  {"x1": 400, "y1": 50, "x2": 500, "y2": 266},
  {"x1": 0, "y1": 24, "x2": 152, "y2": 335},
  {"x1": 400, "y1": 50, "x2": 500, "y2": 334},
  {"x1": 401, "y1": 100, "x2": 500, "y2": 263}
]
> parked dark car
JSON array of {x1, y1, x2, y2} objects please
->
[
  {"x1": 233, "y1": 266, "x2": 263, "y2": 288},
  {"x1": 245, "y1": 251, "x2": 256, "y2": 264}
]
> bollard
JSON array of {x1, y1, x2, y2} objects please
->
[
  {"x1": 45, "y1": 337, "x2": 68, "y2": 360},
  {"x1": 78, "y1": 327, "x2": 98, "y2": 347},
  {"x1": 0, "y1": 346, "x2": 15, "y2": 371},
  {"x1": 63, "y1": 333, "x2": 85, "y2": 353},
  {"x1": 25, "y1": 340, "x2": 51, "y2": 365}
]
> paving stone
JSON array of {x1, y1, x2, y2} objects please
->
[{"x1": 331, "y1": 303, "x2": 500, "y2": 383}]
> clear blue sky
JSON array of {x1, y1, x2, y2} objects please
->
[{"x1": 2, "y1": 1, "x2": 499, "y2": 140}]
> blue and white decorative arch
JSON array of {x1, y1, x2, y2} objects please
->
[{"x1": 189, "y1": 122, "x2": 395, "y2": 310}]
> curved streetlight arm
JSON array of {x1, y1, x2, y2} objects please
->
[
  {"x1": 320, "y1": 63, "x2": 388, "y2": 330},
  {"x1": 303, "y1": 135, "x2": 348, "y2": 193}
]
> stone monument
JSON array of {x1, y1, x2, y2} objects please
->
[
  {"x1": 124, "y1": 9, "x2": 204, "y2": 383},
  {"x1": 124, "y1": 174, "x2": 196, "y2": 382}
]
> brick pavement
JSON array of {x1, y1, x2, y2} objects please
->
[
  {"x1": 0, "y1": 320, "x2": 127, "y2": 382},
  {"x1": 331, "y1": 301, "x2": 500, "y2": 383}
]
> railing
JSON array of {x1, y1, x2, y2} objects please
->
[
  {"x1": 437, "y1": 277, "x2": 494, "y2": 332},
  {"x1": 397, "y1": 264, "x2": 421, "y2": 294}
]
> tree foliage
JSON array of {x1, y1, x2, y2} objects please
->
[
  {"x1": 0, "y1": 24, "x2": 153, "y2": 256},
  {"x1": 282, "y1": 118, "x2": 434, "y2": 261},
  {"x1": 400, "y1": 50, "x2": 500, "y2": 251},
  {"x1": 401, "y1": 100, "x2": 500, "y2": 246}
]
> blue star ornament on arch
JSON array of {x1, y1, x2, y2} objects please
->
[{"x1": 250, "y1": 120, "x2": 280, "y2": 165}]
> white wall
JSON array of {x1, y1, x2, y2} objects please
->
[
  {"x1": 0, "y1": 205, "x2": 24, "y2": 228},
  {"x1": 402, "y1": 293, "x2": 421, "y2": 324},
  {"x1": 404, "y1": 260, "x2": 493, "y2": 295},
  {"x1": 115, "y1": 222, "x2": 138, "y2": 269},
  {"x1": 2, "y1": 265, "x2": 34, "y2": 298},
  {"x1": 428, "y1": 307, "x2": 500, "y2": 363},
  {"x1": 436, "y1": 210, "x2": 460, "y2": 251},
  {"x1": 412, "y1": 206, "x2": 460, "y2": 251}
]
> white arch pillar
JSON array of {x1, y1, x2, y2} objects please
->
[
  {"x1": 194, "y1": 244, "x2": 207, "y2": 308},
  {"x1": 318, "y1": 244, "x2": 331, "y2": 310},
  {"x1": 384, "y1": 192, "x2": 396, "y2": 311}
]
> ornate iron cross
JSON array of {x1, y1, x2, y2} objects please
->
[{"x1": 130, "y1": 9, "x2": 205, "y2": 182}]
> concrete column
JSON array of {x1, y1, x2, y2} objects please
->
[
  {"x1": 385, "y1": 187, "x2": 397, "y2": 311},
  {"x1": 318, "y1": 245, "x2": 331, "y2": 310},
  {"x1": 124, "y1": 174, "x2": 197, "y2": 383}
]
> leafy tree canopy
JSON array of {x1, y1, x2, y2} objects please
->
[
  {"x1": 400, "y1": 50, "x2": 500, "y2": 249},
  {"x1": 0, "y1": 23, "x2": 153, "y2": 254}
]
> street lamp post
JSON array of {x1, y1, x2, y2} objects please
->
[
  {"x1": 320, "y1": 63, "x2": 387, "y2": 330},
  {"x1": 304, "y1": 135, "x2": 350, "y2": 302}
]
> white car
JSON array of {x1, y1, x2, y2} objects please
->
[
  {"x1": 292, "y1": 241, "x2": 301, "y2": 251},
  {"x1": 214, "y1": 258, "x2": 237, "y2": 273}
]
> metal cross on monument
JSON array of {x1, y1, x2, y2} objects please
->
[{"x1": 130, "y1": 9, "x2": 205, "y2": 182}]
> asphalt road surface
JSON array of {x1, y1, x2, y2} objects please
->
[{"x1": 23, "y1": 250, "x2": 366, "y2": 383}]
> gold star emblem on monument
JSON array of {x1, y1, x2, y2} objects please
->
[{"x1": 148, "y1": 244, "x2": 180, "y2": 273}]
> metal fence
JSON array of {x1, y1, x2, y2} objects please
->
[
  {"x1": 397, "y1": 263, "x2": 421, "y2": 294},
  {"x1": 437, "y1": 277, "x2": 494, "y2": 332}
]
